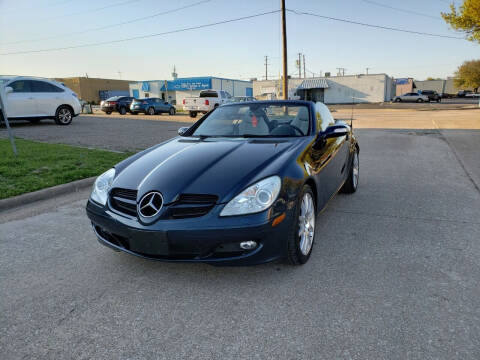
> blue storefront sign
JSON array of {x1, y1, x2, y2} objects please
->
[{"x1": 161, "y1": 77, "x2": 212, "y2": 91}]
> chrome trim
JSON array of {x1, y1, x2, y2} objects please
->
[{"x1": 137, "y1": 191, "x2": 164, "y2": 218}]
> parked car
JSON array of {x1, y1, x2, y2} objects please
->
[
  {"x1": 100, "y1": 96, "x2": 135, "y2": 115},
  {"x1": 0, "y1": 76, "x2": 81, "y2": 125},
  {"x1": 231, "y1": 96, "x2": 256, "y2": 102},
  {"x1": 465, "y1": 92, "x2": 480, "y2": 98},
  {"x1": 86, "y1": 100, "x2": 359, "y2": 266},
  {"x1": 393, "y1": 93, "x2": 429, "y2": 103},
  {"x1": 183, "y1": 89, "x2": 232, "y2": 118},
  {"x1": 130, "y1": 98, "x2": 176, "y2": 115},
  {"x1": 418, "y1": 90, "x2": 441, "y2": 102},
  {"x1": 457, "y1": 90, "x2": 472, "y2": 98}
]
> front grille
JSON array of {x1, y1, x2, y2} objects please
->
[
  {"x1": 110, "y1": 188, "x2": 138, "y2": 217},
  {"x1": 168, "y1": 193, "x2": 218, "y2": 219}
]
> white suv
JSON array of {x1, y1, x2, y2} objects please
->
[{"x1": 0, "y1": 76, "x2": 81, "y2": 125}]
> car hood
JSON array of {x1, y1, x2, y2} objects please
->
[{"x1": 112, "y1": 137, "x2": 301, "y2": 203}]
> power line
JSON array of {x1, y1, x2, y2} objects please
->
[
  {"x1": 359, "y1": 0, "x2": 441, "y2": 20},
  {"x1": 0, "y1": 10, "x2": 280, "y2": 56},
  {"x1": 287, "y1": 9, "x2": 464, "y2": 40},
  {"x1": 1, "y1": 0, "x2": 210, "y2": 45},
  {"x1": 50, "y1": 0, "x2": 143, "y2": 18}
]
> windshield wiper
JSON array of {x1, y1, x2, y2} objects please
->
[{"x1": 237, "y1": 134, "x2": 269, "y2": 138}]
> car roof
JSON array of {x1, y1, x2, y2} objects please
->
[{"x1": 222, "y1": 99, "x2": 313, "y2": 107}]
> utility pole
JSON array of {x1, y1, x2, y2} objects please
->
[
  {"x1": 297, "y1": 53, "x2": 302, "y2": 78},
  {"x1": 281, "y1": 0, "x2": 288, "y2": 99},
  {"x1": 264, "y1": 55, "x2": 268, "y2": 80},
  {"x1": 303, "y1": 54, "x2": 306, "y2": 78},
  {"x1": 366, "y1": 67, "x2": 370, "y2": 75},
  {"x1": 118, "y1": 71, "x2": 122, "y2": 79},
  {"x1": 337, "y1": 67, "x2": 346, "y2": 76}
]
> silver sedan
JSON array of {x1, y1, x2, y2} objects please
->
[{"x1": 393, "y1": 93, "x2": 430, "y2": 103}]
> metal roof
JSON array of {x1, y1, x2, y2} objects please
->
[{"x1": 297, "y1": 78, "x2": 329, "y2": 90}]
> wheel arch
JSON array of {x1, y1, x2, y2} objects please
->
[
  {"x1": 57, "y1": 104, "x2": 74, "y2": 115},
  {"x1": 304, "y1": 178, "x2": 318, "y2": 210}
]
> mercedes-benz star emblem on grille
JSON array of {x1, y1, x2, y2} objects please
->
[{"x1": 138, "y1": 192, "x2": 164, "y2": 217}]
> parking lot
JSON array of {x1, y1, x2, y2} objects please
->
[{"x1": 1, "y1": 113, "x2": 480, "y2": 359}]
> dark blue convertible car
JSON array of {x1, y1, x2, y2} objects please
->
[{"x1": 86, "y1": 100, "x2": 359, "y2": 265}]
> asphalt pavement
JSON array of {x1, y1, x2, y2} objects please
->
[{"x1": 1, "y1": 119, "x2": 480, "y2": 359}]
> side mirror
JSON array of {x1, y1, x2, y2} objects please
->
[
  {"x1": 313, "y1": 125, "x2": 349, "y2": 149},
  {"x1": 178, "y1": 127, "x2": 189, "y2": 136},
  {"x1": 5, "y1": 86, "x2": 13, "y2": 94},
  {"x1": 323, "y1": 124, "x2": 349, "y2": 139}
]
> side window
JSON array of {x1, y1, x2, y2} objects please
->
[
  {"x1": 315, "y1": 103, "x2": 334, "y2": 133},
  {"x1": 32, "y1": 80, "x2": 63, "y2": 93},
  {"x1": 9, "y1": 80, "x2": 32, "y2": 93}
]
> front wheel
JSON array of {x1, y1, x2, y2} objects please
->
[
  {"x1": 416, "y1": 98, "x2": 423, "y2": 103},
  {"x1": 119, "y1": 107, "x2": 127, "y2": 115},
  {"x1": 169, "y1": 107, "x2": 176, "y2": 115},
  {"x1": 55, "y1": 106, "x2": 73, "y2": 125},
  {"x1": 189, "y1": 111, "x2": 197, "y2": 118},
  {"x1": 287, "y1": 185, "x2": 316, "y2": 265},
  {"x1": 147, "y1": 107, "x2": 155, "y2": 115},
  {"x1": 394, "y1": 98, "x2": 401, "y2": 102},
  {"x1": 341, "y1": 149, "x2": 359, "y2": 193}
]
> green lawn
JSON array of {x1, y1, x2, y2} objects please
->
[{"x1": 0, "y1": 139, "x2": 133, "y2": 199}]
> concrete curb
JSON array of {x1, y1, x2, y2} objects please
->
[{"x1": 0, "y1": 176, "x2": 96, "y2": 212}]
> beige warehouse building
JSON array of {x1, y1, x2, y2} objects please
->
[
  {"x1": 54, "y1": 77, "x2": 133, "y2": 103},
  {"x1": 254, "y1": 74, "x2": 395, "y2": 104}
]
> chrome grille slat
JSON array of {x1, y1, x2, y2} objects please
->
[{"x1": 110, "y1": 188, "x2": 138, "y2": 217}]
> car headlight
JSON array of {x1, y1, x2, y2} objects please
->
[
  {"x1": 90, "y1": 168, "x2": 115, "y2": 206},
  {"x1": 220, "y1": 176, "x2": 281, "y2": 216}
]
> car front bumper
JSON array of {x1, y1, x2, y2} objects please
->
[{"x1": 86, "y1": 199, "x2": 295, "y2": 265}]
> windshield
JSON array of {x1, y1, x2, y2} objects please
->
[{"x1": 191, "y1": 103, "x2": 310, "y2": 137}]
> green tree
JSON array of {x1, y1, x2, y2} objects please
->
[
  {"x1": 442, "y1": 0, "x2": 480, "y2": 43},
  {"x1": 454, "y1": 60, "x2": 480, "y2": 92}
]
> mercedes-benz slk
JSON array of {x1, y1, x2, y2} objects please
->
[{"x1": 86, "y1": 100, "x2": 359, "y2": 265}]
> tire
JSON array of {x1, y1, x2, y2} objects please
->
[
  {"x1": 287, "y1": 184, "x2": 316, "y2": 265},
  {"x1": 394, "y1": 98, "x2": 401, "y2": 102},
  {"x1": 119, "y1": 107, "x2": 127, "y2": 115},
  {"x1": 55, "y1": 106, "x2": 73, "y2": 125},
  {"x1": 169, "y1": 107, "x2": 176, "y2": 115},
  {"x1": 437, "y1": 99, "x2": 441, "y2": 103},
  {"x1": 416, "y1": 98, "x2": 423, "y2": 103},
  {"x1": 147, "y1": 107, "x2": 155, "y2": 115},
  {"x1": 341, "y1": 149, "x2": 359, "y2": 194},
  {"x1": 106, "y1": 111, "x2": 112, "y2": 115},
  {"x1": 189, "y1": 111, "x2": 197, "y2": 118}
]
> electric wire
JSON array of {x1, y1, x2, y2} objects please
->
[
  {"x1": 1, "y1": 0, "x2": 210, "y2": 45},
  {"x1": 0, "y1": 10, "x2": 281, "y2": 56},
  {"x1": 287, "y1": 9, "x2": 464, "y2": 40},
  {"x1": 359, "y1": 0, "x2": 441, "y2": 20}
]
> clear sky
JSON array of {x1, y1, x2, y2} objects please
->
[{"x1": 0, "y1": 0, "x2": 478, "y2": 81}]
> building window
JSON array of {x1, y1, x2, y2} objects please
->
[{"x1": 144, "y1": 92, "x2": 149, "y2": 98}]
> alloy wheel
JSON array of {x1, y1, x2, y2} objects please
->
[
  {"x1": 352, "y1": 151, "x2": 359, "y2": 189},
  {"x1": 58, "y1": 108, "x2": 72, "y2": 124},
  {"x1": 298, "y1": 192, "x2": 315, "y2": 256}
]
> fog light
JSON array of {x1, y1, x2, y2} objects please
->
[{"x1": 240, "y1": 241, "x2": 257, "y2": 250}]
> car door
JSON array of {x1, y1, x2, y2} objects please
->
[
  {"x1": 153, "y1": 98, "x2": 163, "y2": 112},
  {"x1": 31, "y1": 80, "x2": 64, "y2": 116},
  {"x1": 5, "y1": 80, "x2": 37, "y2": 117},
  {"x1": 308, "y1": 104, "x2": 349, "y2": 208}
]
